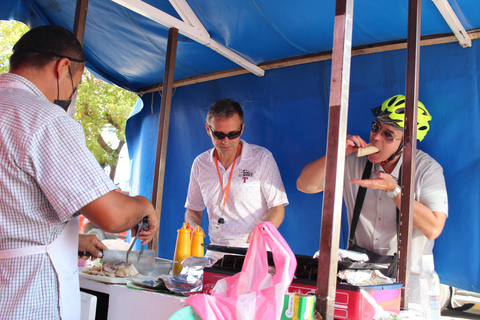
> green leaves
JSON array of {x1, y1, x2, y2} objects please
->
[
  {"x1": 75, "y1": 71, "x2": 138, "y2": 179},
  {"x1": 0, "y1": 21, "x2": 29, "y2": 73}
]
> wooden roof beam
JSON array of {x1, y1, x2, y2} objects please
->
[
  {"x1": 136, "y1": 29, "x2": 480, "y2": 95},
  {"x1": 111, "y1": 0, "x2": 264, "y2": 76},
  {"x1": 432, "y1": 0, "x2": 471, "y2": 48}
]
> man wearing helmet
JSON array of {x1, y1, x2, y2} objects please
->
[{"x1": 297, "y1": 95, "x2": 448, "y2": 304}]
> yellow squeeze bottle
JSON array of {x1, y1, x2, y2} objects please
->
[
  {"x1": 191, "y1": 226, "x2": 204, "y2": 257},
  {"x1": 173, "y1": 223, "x2": 191, "y2": 275}
]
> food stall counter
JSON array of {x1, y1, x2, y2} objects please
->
[{"x1": 80, "y1": 278, "x2": 185, "y2": 320}]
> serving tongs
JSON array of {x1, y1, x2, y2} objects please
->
[{"x1": 126, "y1": 216, "x2": 149, "y2": 265}]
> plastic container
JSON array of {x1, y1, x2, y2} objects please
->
[
  {"x1": 420, "y1": 255, "x2": 441, "y2": 319},
  {"x1": 173, "y1": 223, "x2": 191, "y2": 275},
  {"x1": 281, "y1": 293, "x2": 315, "y2": 320},
  {"x1": 191, "y1": 226, "x2": 204, "y2": 257},
  {"x1": 142, "y1": 258, "x2": 174, "y2": 277}
]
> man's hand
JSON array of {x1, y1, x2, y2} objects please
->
[
  {"x1": 246, "y1": 231, "x2": 254, "y2": 243},
  {"x1": 78, "y1": 234, "x2": 108, "y2": 260},
  {"x1": 350, "y1": 172, "x2": 397, "y2": 192},
  {"x1": 131, "y1": 210, "x2": 159, "y2": 246},
  {"x1": 346, "y1": 134, "x2": 368, "y2": 156}
]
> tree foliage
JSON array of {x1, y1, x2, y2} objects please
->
[
  {"x1": 0, "y1": 21, "x2": 29, "y2": 74},
  {"x1": 75, "y1": 72, "x2": 138, "y2": 180},
  {"x1": 0, "y1": 20, "x2": 138, "y2": 183}
]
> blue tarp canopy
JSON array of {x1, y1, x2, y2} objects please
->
[{"x1": 1, "y1": 0, "x2": 480, "y2": 293}]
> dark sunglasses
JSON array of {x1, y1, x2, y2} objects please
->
[
  {"x1": 209, "y1": 125, "x2": 243, "y2": 140},
  {"x1": 371, "y1": 119, "x2": 402, "y2": 144}
]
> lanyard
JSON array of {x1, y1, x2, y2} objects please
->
[{"x1": 214, "y1": 144, "x2": 241, "y2": 207}]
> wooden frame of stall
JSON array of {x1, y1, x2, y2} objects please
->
[{"x1": 70, "y1": 0, "x2": 476, "y2": 318}]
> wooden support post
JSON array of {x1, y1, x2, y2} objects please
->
[
  {"x1": 73, "y1": 0, "x2": 89, "y2": 44},
  {"x1": 150, "y1": 28, "x2": 179, "y2": 252},
  {"x1": 315, "y1": 0, "x2": 354, "y2": 319},
  {"x1": 70, "y1": 2, "x2": 88, "y2": 117},
  {"x1": 398, "y1": 0, "x2": 422, "y2": 308}
]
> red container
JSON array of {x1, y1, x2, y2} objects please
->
[
  {"x1": 288, "y1": 280, "x2": 401, "y2": 320},
  {"x1": 332, "y1": 283, "x2": 401, "y2": 320},
  {"x1": 203, "y1": 269, "x2": 401, "y2": 320},
  {"x1": 203, "y1": 268, "x2": 230, "y2": 295}
]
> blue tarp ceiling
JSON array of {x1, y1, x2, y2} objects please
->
[
  {"x1": 2, "y1": 0, "x2": 480, "y2": 293},
  {"x1": 2, "y1": 0, "x2": 479, "y2": 90}
]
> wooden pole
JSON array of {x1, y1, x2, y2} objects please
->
[
  {"x1": 150, "y1": 28, "x2": 179, "y2": 252},
  {"x1": 398, "y1": 0, "x2": 422, "y2": 308},
  {"x1": 73, "y1": 0, "x2": 89, "y2": 44},
  {"x1": 315, "y1": 0, "x2": 354, "y2": 318},
  {"x1": 70, "y1": 2, "x2": 88, "y2": 116}
]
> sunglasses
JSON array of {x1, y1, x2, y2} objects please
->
[
  {"x1": 371, "y1": 119, "x2": 402, "y2": 144},
  {"x1": 209, "y1": 125, "x2": 243, "y2": 140}
]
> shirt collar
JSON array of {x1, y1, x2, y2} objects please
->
[
  {"x1": 372, "y1": 154, "x2": 403, "y2": 182},
  {"x1": 208, "y1": 139, "x2": 251, "y2": 162},
  {"x1": 0, "y1": 73, "x2": 48, "y2": 101}
]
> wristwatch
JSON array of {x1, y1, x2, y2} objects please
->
[{"x1": 387, "y1": 185, "x2": 401, "y2": 198}]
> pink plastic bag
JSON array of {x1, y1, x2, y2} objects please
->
[{"x1": 185, "y1": 221, "x2": 297, "y2": 320}]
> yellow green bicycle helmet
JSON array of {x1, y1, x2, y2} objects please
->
[{"x1": 371, "y1": 94, "x2": 432, "y2": 141}]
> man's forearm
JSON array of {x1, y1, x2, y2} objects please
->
[
  {"x1": 391, "y1": 195, "x2": 447, "y2": 240},
  {"x1": 297, "y1": 156, "x2": 327, "y2": 194},
  {"x1": 185, "y1": 209, "x2": 203, "y2": 228},
  {"x1": 265, "y1": 204, "x2": 285, "y2": 228}
]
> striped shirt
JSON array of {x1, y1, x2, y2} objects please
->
[{"x1": 0, "y1": 74, "x2": 117, "y2": 319}]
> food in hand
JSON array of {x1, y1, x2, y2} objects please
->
[
  {"x1": 356, "y1": 144, "x2": 380, "y2": 157},
  {"x1": 81, "y1": 262, "x2": 142, "y2": 278}
]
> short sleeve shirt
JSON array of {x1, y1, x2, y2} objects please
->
[
  {"x1": 185, "y1": 140, "x2": 288, "y2": 247},
  {"x1": 0, "y1": 74, "x2": 117, "y2": 319},
  {"x1": 343, "y1": 151, "x2": 448, "y2": 299}
]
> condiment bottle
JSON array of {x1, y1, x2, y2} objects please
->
[
  {"x1": 191, "y1": 226, "x2": 204, "y2": 257},
  {"x1": 173, "y1": 223, "x2": 191, "y2": 275},
  {"x1": 186, "y1": 222, "x2": 193, "y2": 237}
]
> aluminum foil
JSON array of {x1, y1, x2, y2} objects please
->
[
  {"x1": 313, "y1": 248, "x2": 369, "y2": 263},
  {"x1": 337, "y1": 269, "x2": 394, "y2": 286},
  {"x1": 160, "y1": 256, "x2": 214, "y2": 294}
]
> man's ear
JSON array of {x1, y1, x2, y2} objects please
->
[
  {"x1": 205, "y1": 123, "x2": 211, "y2": 136},
  {"x1": 55, "y1": 57, "x2": 70, "y2": 79}
]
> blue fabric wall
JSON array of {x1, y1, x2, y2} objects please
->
[{"x1": 126, "y1": 40, "x2": 480, "y2": 292}]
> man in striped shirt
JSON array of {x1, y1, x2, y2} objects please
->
[{"x1": 0, "y1": 25, "x2": 159, "y2": 319}]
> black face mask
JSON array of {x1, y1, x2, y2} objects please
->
[
  {"x1": 54, "y1": 87, "x2": 77, "y2": 111},
  {"x1": 54, "y1": 65, "x2": 77, "y2": 112}
]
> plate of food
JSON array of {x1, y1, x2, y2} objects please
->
[{"x1": 79, "y1": 263, "x2": 143, "y2": 284}]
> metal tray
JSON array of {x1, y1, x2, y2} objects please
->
[
  {"x1": 79, "y1": 267, "x2": 129, "y2": 284},
  {"x1": 338, "y1": 260, "x2": 389, "y2": 270},
  {"x1": 202, "y1": 244, "x2": 388, "y2": 271}
]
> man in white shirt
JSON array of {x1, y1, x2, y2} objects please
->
[
  {"x1": 297, "y1": 95, "x2": 448, "y2": 303},
  {"x1": 185, "y1": 98, "x2": 289, "y2": 261}
]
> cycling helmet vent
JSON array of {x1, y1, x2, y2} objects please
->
[{"x1": 371, "y1": 94, "x2": 432, "y2": 141}]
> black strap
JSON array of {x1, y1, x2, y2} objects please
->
[
  {"x1": 348, "y1": 160, "x2": 373, "y2": 248},
  {"x1": 348, "y1": 161, "x2": 402, "y2": 249}
]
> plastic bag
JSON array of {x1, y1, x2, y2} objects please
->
[{"x1": 185, "y1": 221, "x2": 296, "y2": 320}]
